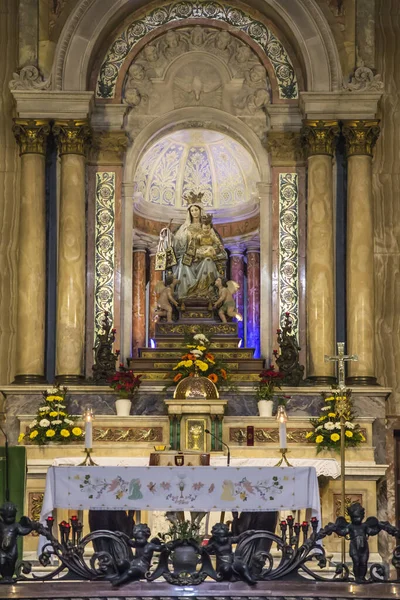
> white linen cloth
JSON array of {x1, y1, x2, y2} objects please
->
[{"x1": 40, "y1": 465, "x2": 321, "y2": 519}]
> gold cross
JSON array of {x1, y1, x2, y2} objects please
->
[{"x1": 324, "y1": 342, "x2": 358, "y2": 389}]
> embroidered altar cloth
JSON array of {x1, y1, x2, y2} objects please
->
[{"x1": 41, "y1": 465, "x2": 321, "y2": 519}]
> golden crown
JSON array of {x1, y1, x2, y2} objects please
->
[{"x1": 185, "y1": 191, "x2": 204, "y2": 206}]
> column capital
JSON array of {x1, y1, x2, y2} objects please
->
[
  {"x1": 266, "y1": 131, "x2": 305, "y2": 166},
  {"x1": 12, "y1": 118, "x2": 50, "y2": 155},
  {"x1": 342, "y1": 120, "x2": 380, "y2": 157},
  {"x1": 53, "y1": 119, "x2": 92, "y2": 156},
  {"x1": 301, "y1": 120, "x2": 340, "y2": 157},
  {"x1": 89, "y1": 131, "x2": 128, "y2": 165}
]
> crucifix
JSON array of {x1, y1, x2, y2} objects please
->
[{"x1": 324, "y1": 342, "x2": 358, "y2": 389}]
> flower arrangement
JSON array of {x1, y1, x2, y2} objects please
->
[
  {"x1": 158, "y1": 517, "x2": 201, "y2": 543},
  {"x1": 254, "y1": 363, "x2": 285, "y2": 401},
  {"x1": 169, "y1": 332, "x2": 228, "y2": 389},
  {"x1": 305, "y1": 389, "x2": 366, "y2": 453},
  {"x1": 18, "y1": 386, "x2": 84, "y2": 445},
  {"x1": 108, "y1": 363, "x2": 142, "y2": 398}
]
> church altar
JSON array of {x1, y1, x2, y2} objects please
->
[{"x1": 40, "y1": 464, "x2": 321, "y2": 517}]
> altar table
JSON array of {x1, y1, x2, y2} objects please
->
[{"x1": 40, "y1": 464, "x2": 321, "y2": 520}]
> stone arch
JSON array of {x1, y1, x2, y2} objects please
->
[{"x1": 52, "y1": 0, "x2": 342, "y2": 93}]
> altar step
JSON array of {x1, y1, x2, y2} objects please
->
[
  {"x1": 140, "y1": 348, "x2": 255, "y2": 359},
  {"x1": 131, "y1": 371, "x2": 261, "y2": 382},
  {"x1": 129, "y1": 357, "x2": 264, "y2": 371}
]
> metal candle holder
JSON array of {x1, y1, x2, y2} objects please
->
[
  {"x1": 275, "y1": 447, "x2": 292, "y2": 467},
  {"x1": 79, "y1": 448, "x2": 97, "y2": 466}
]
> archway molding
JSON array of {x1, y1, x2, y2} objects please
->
[{"x1": 52, "y1": 0, "x2": 342, "y2": 94}]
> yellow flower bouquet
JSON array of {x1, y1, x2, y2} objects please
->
[
  {"x1": 305, "y1": 389, "x2": 366, "y2": 453},
  {"x1": 18, "y1": 386, "x2": 84, "y2": 446},
  {"x1": 166, "y1": 330, "x2": 228, "y2": 390}
]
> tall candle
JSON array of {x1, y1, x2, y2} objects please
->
[
  {"x1": 85, "y1": 409, "x2": 93, "y2": 449},
  {"x1": 279, "y1": 421, "x2": 287, "y2": 449}
]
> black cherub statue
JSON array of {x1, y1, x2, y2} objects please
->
[
  {"x1": 111, "y1": 523, "x2": 162, "y2": 587},
  {"x1": 205, "y1": 522, "x2": 257, "y2": 585},
  {"x1": 91, "y1": 311, "x2": 120, "y2": 384},
  {"x1": 0, "y1": 502, "x2": 33, "y2": 583}
]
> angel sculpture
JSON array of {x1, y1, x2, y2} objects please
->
[
  {"x1": 153, "y1": 277, "x2": 180, "y2": 323},
  {"x1": 213, "y1": 277, "x2": 243, "y2": 323}
]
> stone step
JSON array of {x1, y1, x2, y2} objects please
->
[
  {"x1": 135, "y1": 371, "x2": 260, "y2": 382},
  {"x1": 128, "y1": 358, "x2": 264, "y2": 372},
  {"x1": 155, "y1": 322, "x2": 238, "y2": 337},
  {"x1": 139, "y1": 348, "x2": 255, "y2": 359},
  {"x1": 154, "y1": 339, "x2": 243, "y2": 349}
]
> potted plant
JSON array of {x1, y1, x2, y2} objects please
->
[
  {"x1": 254, "y1": 364, "x2": 284, "y2": 417},
  {"x1": 108, "y1": 364, "x2": 142, "y2": 416},
  {"x1": 158, "y1": 516, "x2": 201, "y2": 574}
]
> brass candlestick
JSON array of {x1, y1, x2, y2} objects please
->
[
  {"x1": 79, "y1": 448, "x2": 97, "y2": 466},
  {"x1": 275, "y1": 448, "x2": 292, "y2": 467}
]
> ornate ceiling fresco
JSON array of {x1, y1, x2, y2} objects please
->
[{"x1": 133, "y1": 128, "x2": 260, "y2": 218}]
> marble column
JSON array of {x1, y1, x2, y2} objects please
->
[
  {"x1": 302, "y1": 120, "x2": 340, "y2": 384},
  {"x1": 132, "y1": 246, "x2": 147, "y2": 357},
  {"x1": 12, "y1": 119, "x2": 50, "y2": 382},
  {"x1": 148, "y1": 250, "x2": 162, "y2": 341},
  {"x1": 343, "y1": 120, "x2": 380, "y2": 385},
  {"x1": 257, "y1": 181, "x2": 272, "y2": 360},
  {"x1": 53, "y1": 120, "x2": 91, "y2": 382},
  {"x1": 246, "y1": 247, "x2": 260, "y2": 357},
  {"x1": 229, "y1": 245, "x2": 245, "y2": 341}
]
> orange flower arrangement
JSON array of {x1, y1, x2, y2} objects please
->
[{"x1": 166, "y1": 331, "x2": 229, "y2": 390}]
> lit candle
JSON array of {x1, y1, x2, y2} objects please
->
[
  {"x1": 84, "y1": 407, "x2": 93, "y2": 449},
  {"x1": 277, "y1": 405, "x2": 288, "y2": 449}
]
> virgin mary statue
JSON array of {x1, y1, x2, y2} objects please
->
[{"x1": 172, "y1": 193, "x2": 227, "y2": 300}]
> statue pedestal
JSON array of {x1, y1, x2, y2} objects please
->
[{"x1": 165, "y1": 398, "x2": 227, "y2": 452}]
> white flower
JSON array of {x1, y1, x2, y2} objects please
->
[
  {"x1": 39, "y1": 406, "x2": 50, "y2": 412},
  {"x1": 324, "y1": 422, "x2": 335, "y2": 430},
  {"x1": 46, "y1": 387, "x2": 59, "y2": 394},
  {"x1": 55, "y1": 403, "x2": 66, "y2": 409},
  {"x1": 51, "y1": 419, "x2": 62, "y2": 425},
  {"x1": 192, "y1": 349, "x2": 203, "y2": 357},
  {"x1": 321, "y1": 406, "x2": 330, "y2": 411},
  {"x1": 345, "y1": 421, "x2": 354, "y2": 429},
  {"x1": 193, "y1": 334, "x2": 208, "y2": 342},
  {"x1": 334, "y1": 422, "x2": 341, "y2": 429},
  {"x1": 64, "y1": 418, "x2": 73, "y2": 425},
  {"x1": 39, "y1": 419, "x2": 50, "y2": 427},
  {"x1": 316, "y1": 425, "x2": 323, "y2": 431},
  {"x1": 29, "y1": 420, "x2": 38, "y2": 428}
]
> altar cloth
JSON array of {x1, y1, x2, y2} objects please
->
[{"x1": 41, "y1": 465, "x2": 321, "y2": 518}]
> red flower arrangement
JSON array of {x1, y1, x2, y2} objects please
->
[
  {"x1": 108, "y1": 364, "x2": 142, "y2": 398},
  {"x1": 255, "y1": 363, "x2": 284, "y2": 401}
]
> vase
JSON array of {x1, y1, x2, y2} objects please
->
[
  {"x1": 257, "y1": 399, "x2": 274, "y2": 417},
  {"x1": 115, "y1": 398, "x2": 132, "y2": 416},
  {"x1": 171, "y1": 542, "x2": 198, "y2": 574}
]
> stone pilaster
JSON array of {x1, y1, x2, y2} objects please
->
[
  {"x1": 148, "y1": 250, "x2": 162, "y2": 342},
  {"x1": 132, "y1": 245, "x2": 147, "y2": 358},
  {"x1": 302, "y1": 120, "x2": 340, "y2": 384},
  {"x1": 228, "y1": 245, "x2": 245, "y2": 341},
  {"x1": 257, "y1": 181, "x2": 272, "y2": 359},
  {"x1": 12, "y1": 119, "x2": 50, "y2": 382},
  {"x1": 343, "y1": 120, "x2": 380, "y2": 385},
  {"x1": 53, "y1": 119, "x2": 92, "y2": 383}
]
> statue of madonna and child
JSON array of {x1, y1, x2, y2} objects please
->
[{"x1": 153, "y1": 192, "x2": 242, "y2": 322}]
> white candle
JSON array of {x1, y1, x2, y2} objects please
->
[
  {"x1": 85, "y1": 410, "x2": 93, "y2": 449},
  {"x1": 279, "y1": 421, "x2": 287, "y2": 449}
]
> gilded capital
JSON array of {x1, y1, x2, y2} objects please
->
[
  {"x1": 266, "y1": 132, "x2": 304, "y2": 166},
  {"x1": 301, "y1": 120, "x2": 340, "y2": 157},
  {"x1": 53, "y1": 119, "x2": 92, "y2": 156},
  {"x1": 89, "y1": 131, "x2": 128, "y2": 165},
  {"x1": 12, "y1": 119, "x2": 50, "y2": 155},
  {"x1": 342, "y1": 120, "x2": 380, "y2": 157}
]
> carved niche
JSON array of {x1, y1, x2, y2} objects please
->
[{"x1": 123, "y1": 26, "x2": 272, "y2": 141}]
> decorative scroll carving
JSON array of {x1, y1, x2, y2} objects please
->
[
  {"x1": 89, "y1": 132, "x2": 128, "y2": 164},
  {"x1": 267, "y1": 132, "x2": 304, "y2": 165},
  {"x1": 94, "y1": 172, "x2": 115, "y2": 340},
  {"x1": 93, "y1": 427, "x2": 163, "y2": 442},
  {"x1": 97, "y1": 4, "x2": 297, "y2": 100},
  {"x1": 12, "y1": 119, "x2": 50, "y2": 155},
  {"x1": 301, "y1": 120, "x2": 340, "y2": 157},
  {"x1": 28, "y1": 492, "x2": 44, "y2": 536},
  {"x1": 53, "y1": 119, "x2": 92, "y2": 155},
  {"x1": 278, "y1": 174, "x2": 299, "y2": 339},
  {"x1": 342, "y1": 120, "x2": 380, "y2": 157},
  {"x1": 9, "y1": 65, "x2": 51, "y2": 90},
  {"x1": 230, "y1": 428, "x2": 312, "y2": 443},
  {"x1": 343, "y1": 64, "x2": 384, "y2": 92}
]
